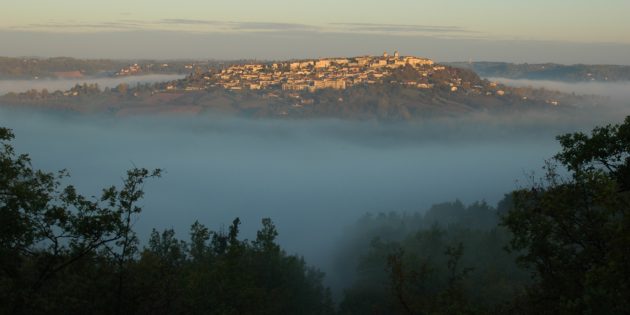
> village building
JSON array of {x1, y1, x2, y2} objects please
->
[{"x1": 202, "y1": 51, "x2": 445, "y2": 93}]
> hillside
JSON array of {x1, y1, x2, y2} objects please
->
[
  {"x1": 448, "y1": 61, "x2": 630, "y2": 82},
  {"x1": 0, "y1": 57, "x2": 222, "y2": 79},
  {"x1": 0, "y1": 54, "x2": 601, "y2": 121}
]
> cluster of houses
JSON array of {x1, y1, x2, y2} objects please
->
[
  {"x1": 116, "y1": 64, "x2": 142, "y2": 76},
  {"x1": 115, "y1": 62, "x2": 193, "y2": 76},
  {"x1": 200, "y1": 51, "x2": 443, "y2": 92}
]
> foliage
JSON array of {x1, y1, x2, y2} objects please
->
[
  {"x1": 3, "y1": 115, "x2": 630, "y2": 314},
  {"x1": 120, "y1": 217, "x2": 334, "y2": 315},
  {"x1": 0, "y1": 126, "x2": 160, "y2": 314},
  {"x1": 0, "y1": 57, "x2": 206, "y2": 79},
  {"x1": 0, "y1": 127, "x2": 332, "y2": 315},
  {"x1": 502, "y1": 117, "x2": 630, "y2": 314},
  {"x1": 337, "y1": 200, "x2": 529, "y2": 314}
]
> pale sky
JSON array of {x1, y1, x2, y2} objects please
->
[{"x1": 2, "y1": 0, "x2": 630, "y2": 63}]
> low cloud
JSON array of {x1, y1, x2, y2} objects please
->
[
  {"x1": 23, "y1": 19, "x2": 319, "y2": 33},
  {"x1": 25, "y1": 21, "x2": 143, "y2": 31},
  {"x1": 231, "y1": 22, "x2": 316, "y2": 31},
  {"x1": 158, "y1": 19, "x2": 224, "y2": 26},
  {"x1": 331, "y1": 22, "x2": 477, "y2": 35},
  {"x1": 157, "y1": 19, "x2": 319, "y2": 32},
  {"x1": 14, "y1": 19, "x2": 477, "y2": 38}
]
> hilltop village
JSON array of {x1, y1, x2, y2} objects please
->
[
  {"x1": 1, "y1": 51, "x2": 598, "y2": 120},
  {"x1": 156, "y1": 51, "x2": 529, "y2": 104},
  {"x1": 174, "y1": 51, "x2": 479, "y2": 94},
  {"x1": 200, "y1": 51, "x2": 436, "y2": 92}
]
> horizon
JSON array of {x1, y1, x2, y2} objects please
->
[
  {"x1": 4, "y1": 50, "x2": 630, "y2": 66},
  {"x1": 2, "y1": 31, "x2": 629, "y2": 65},
  {"x1": 2, "y1": 0, "x2": 630, "y2": 64}
]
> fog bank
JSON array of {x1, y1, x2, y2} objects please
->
[
  {"x1": 487, "y1": 77, "x2": 630, "y2": 104},
  {"x1": 0, "y1": 109, "x2": 596, "y2": 278},
  {"x1": 1, "y1": 81, "x2": 628, "y2": 291},
  {"x1": 0, "y1": 74, "x2": 184, "y2": 95}
]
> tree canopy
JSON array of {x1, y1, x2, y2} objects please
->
[
  {"x1": 2, "y1": 116, "x2": 630, "y2": 314},
  {"x1": 502, "y1": 117, "x2": 630, "y2": 314},
  {"x1": 0, "y1": 126, "x2": 332, "y2": 315}
]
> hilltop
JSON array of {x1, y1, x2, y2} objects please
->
[{"x1": 0, "y1": 52, "x2": 600, "y2": 121}]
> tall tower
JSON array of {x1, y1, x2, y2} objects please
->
[
  {"x1": 383, "y1": 51, "x2": 388, "y2": 58},
  {"x1": 394, "y1": 50, "x2": 400, "y2": 58}
]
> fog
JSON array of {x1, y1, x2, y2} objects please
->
[
  {"x1": 1, "y1": 79, "x2": 629, "y2": 292},
  {"x1": 0, "y1": 74, "x2": 185, "y2": 95},
  {"x1": 487, "y1": 77, "x2": 630, "y2": 104},
  {"x1": 0, "y1": 111, "x2": 558, "y2": 248}
]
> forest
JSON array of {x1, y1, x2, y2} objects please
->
[
  {"x1": 0, "y1": 79, "x2": 597, "y2": 121},
  {"x1": 0, "y1": 57, "x2": 205, "y2": 79},
  {"x1": 1, "y1": 116, "x2": 629, "y2": 314},
  {"x1": 449, "y1": 62, "x2": 630, "y2": 82}
]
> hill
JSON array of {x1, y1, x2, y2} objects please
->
[
  {"x1": 0, "y1": 54, "x2": 602, "y2": 121},
  {"x1": 448, "y1": 61, "x2": 630, "y2": 82}
]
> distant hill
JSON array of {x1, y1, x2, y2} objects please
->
[
  {"x1": 0, "y1": 63, "x2": 599, "y2": 121},
  {"x1": 447, "y1": 62, "x2": 630, "y2": 82},
  {"x1": 0, "y1": 57, "x2": 232, "y2": 79}
]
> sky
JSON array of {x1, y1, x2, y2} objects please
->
[{"x1": 1, "y1": 0, "x2": 630, "y2": 63}]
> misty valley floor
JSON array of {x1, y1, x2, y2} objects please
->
[{"x1": 0, "y1": 109, "x2": 582, "y2": 286}]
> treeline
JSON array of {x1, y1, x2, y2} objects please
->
[
  {"x1": 1, "y1": 82, "x2": 582, "y2": 121},
  {"x1": 2, "y1": 117, "x2": 630, "y2": 314},
  {"x1": 0, "y1": 57, "x2": 211, "y2": 79},
  {"x1": 2, "y1": 82, "x2": 160, "y2": 102},
  {"x1": 334, "y1": 199, "x2": 529, "y2": 314},
  {"x1": 449, "y1": 61, "x2": 630, "y2": 82},
  {"x1": 0, "y1": 57, "x2": 127, "y2": 79},
  {"x1": 0, "y1": 129, "x2": 333, "y2": 315},
  {"x1": 336, "y1": 117, "x2": 630, "y2": 314}
]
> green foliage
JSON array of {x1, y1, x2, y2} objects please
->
[
  {"x1": 125, "y1": 217, "x2": 335, "y2": 315},
  {"x1": 0, "y1": 127, "x2": 332, "y2": 315},
  {"x1": 4, "y1": 116, "x2": 630, "y2": 314},
  {"x1": 555, "y1": 116, "x2": 630, "y2": 190},
  {"x1": 0, "y1": 126, "x2": 161, "y2": 314},
  {"x1": 502, "y1": 117, "x2": 630, "y2": 313},
  {"x1": 337, "y1": 201, "x2": 529, "y2": 314}
]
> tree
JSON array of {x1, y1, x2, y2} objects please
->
[
  {"x1": 1, "y1": 126, "x2": 336, "y2": 315},
  {"x1": 502, "y1": 117, "x2": 630, "y2": 314},
  {"x1": 178, "y1": 218, "x2": 334, "y2": 315},
  {"x1": 0, "y1": 126, "x2": 161, "y2": 314},
  {"x1": 133, "y1": 228, "x2": 188, "y2": 315},
  {"x1": 555, "y1": 116, "x2": 630, "y2": 191},
  {"x1": 116, "y1": 83, "x2": 129, "y2": 95}
]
